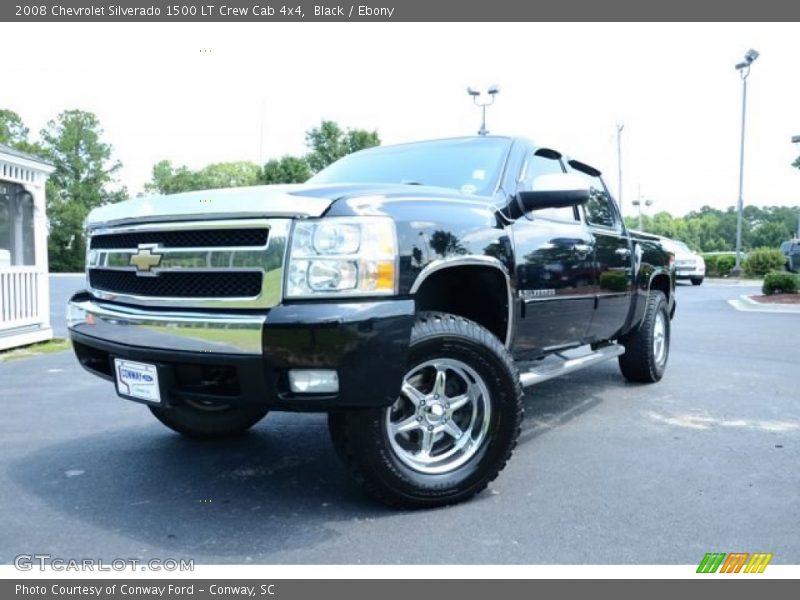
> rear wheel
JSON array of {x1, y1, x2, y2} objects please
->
[
  {"x1": 328, "y1": 312, "x2": 523, "y2": 509},
  {"x1": 618, "y1": 290, "x2": 670, "y2": 383},
  {"x1": 690, "y1": 277, "x2": 704, "y2": 286},
  {"x1": 149, "y1": 400, "x2": 268, "y2": 439}
]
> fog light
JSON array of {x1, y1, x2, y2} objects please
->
[{"x1": 288, "y1": 369, "x2": 339, "y2": 394}]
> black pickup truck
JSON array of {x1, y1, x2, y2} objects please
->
[{"x1": 67, "y1": 136, "x2": 675, "y2": 508}]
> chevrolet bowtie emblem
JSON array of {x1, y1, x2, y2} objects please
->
[{"x1": 129, "y1": 245, "x2": 163, "y2": 273}]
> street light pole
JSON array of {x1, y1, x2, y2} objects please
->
[
  {"x1": 631, "y1": 196, "x2": 653, "y2": 231},
  {"x1": 732, "y1": 49, "x2": 759, "y2": 276},
  {"x1": 467, "y1": 85, "x2": 500, "y2": 136},
  {"x1": 793, "y1": 135, "x2": 800, "y2": 237}
]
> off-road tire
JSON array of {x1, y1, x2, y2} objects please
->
[
  {"x1": 328, "y1": 312, "x2": 523, "y2": 509},
  {"x1": 149, "y1": 402, "x2": 268, "y2": 439},
  {"x1": 617, "y1": 290, "x2": 670, "y2": 383}
]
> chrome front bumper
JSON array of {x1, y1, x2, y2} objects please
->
[{"x1": 67, "y1": 295, "x2": 265, "y2": 355}]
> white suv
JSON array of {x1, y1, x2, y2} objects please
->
[{"x1": 661, "y1": 238, "x2": 705, "y2": 285}]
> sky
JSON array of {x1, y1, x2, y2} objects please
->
[{"x1": 2, "y1": 22, "x2": 799, "y2": 216}]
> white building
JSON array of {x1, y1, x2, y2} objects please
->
[{"x1": 0, "y1": 143, "x2": 56, "y2": 350}]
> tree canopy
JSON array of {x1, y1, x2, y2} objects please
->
[
  {"x1": 145, "y1": 160, "x2": 262, "y2": 195},
  {"x1": 0, "y1": 109, "x2": 44, "y2": 155},
  {"x1": 624, "y1": 204, "x2": 799, "y2": 252},
  {"x1": 40, "y1": 110, "x2": 127, "y2": 272},
  {"x1": 261, "y1": 155, "x2": 312, "y2": 184},
  {"x1": 143, "y1": 119, "x2": 381, "y2": 194},
  {"x1": 304, "y1": 120, "x2": 380, "y2": 173}
]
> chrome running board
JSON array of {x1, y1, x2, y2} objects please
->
[{"x1": 518, "y1": 344, "x2": 625, "y2": 388}]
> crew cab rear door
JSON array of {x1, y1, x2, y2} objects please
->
[
  {"x1": 567, "y1": 161, "x2": 634, "y2": 341},
  {"x1": 510, "y1": 150, "x2": 596, "y2": 356}
]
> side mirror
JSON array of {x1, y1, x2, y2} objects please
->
[{"x1": 505, "y1": 174, "x2": 590, "y2": 219}]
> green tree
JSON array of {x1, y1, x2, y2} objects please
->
[
  {"x1": 144, "y1": 160, "x2": 196, "y2": 194},
  {"x1": 305, "y1": 120, "x2": 380, "y2": 172},
  {"x1": 41, "y1": 110, "x2": 126, "y2": 272},
  {"x1": 260, "y1": 155, "x2": 311, "y2": 184},
  {"x1": 198, "y1": 161, "x2": 261, "y2": 189},
  {"x1": 0, "y1": 109, "x2": 46, "y2": 156},
  {"x1": 144, "y1": 160, "x2": 261, "y2": 194},
  {"x1": 750, "y1": 221, "x2": 792, "y2": 249},
  {"x1": 0, "y1": 109, "x2": 29, "y2": 147}
]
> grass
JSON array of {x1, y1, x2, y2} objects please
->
[{"x1": 0, "y1": 337, "x2": 72, "y2": 363}]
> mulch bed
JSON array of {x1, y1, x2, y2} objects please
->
[{"x1": 750, "y1": 294, "x2": 800, "y2": 305}]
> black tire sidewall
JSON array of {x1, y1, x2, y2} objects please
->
[{"x1": 149, "y1": 403, "x2": 268, "y2": 438}]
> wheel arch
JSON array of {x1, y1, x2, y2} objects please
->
[{"x1": 410, "y1": 256, "x2": 514, "y2": 348}]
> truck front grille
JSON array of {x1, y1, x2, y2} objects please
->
[
  {"x1": 89, "y1": 269, "x2": 263, "y2": 298},
  {"x1": 86, "y1": 219, "x2": 290, "y2": 309},
  {"x1": 90, "y1": 228, "x2": 270, "y2": 249}
]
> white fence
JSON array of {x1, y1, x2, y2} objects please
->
[{"x1": 0, "y1": 267, "x2": 43, "y2": 330}]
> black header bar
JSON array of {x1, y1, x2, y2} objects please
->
[{"x1": 3, "y1": 0, "x2": 800, "y2": 22}]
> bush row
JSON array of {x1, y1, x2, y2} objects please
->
[{"x1": 702, "y1": 248, "x2": 787, "y2": 278}]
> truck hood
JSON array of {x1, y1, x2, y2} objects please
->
[{"x1": 86, "y1": 182, "x2": 484, "y2": 228}]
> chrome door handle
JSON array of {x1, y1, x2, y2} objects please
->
[
  {"x1": 573, "y1": 243, "x2": 591, "y2": 256},
  {"x1": 615, "y1": 248, "x2": 632, "y2": 257}
]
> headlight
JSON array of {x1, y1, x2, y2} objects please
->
[{"x1": 285, "y1": 217, "x2": 397, "y2": 298}]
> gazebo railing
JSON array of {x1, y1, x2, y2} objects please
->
[{"x1": 0, "y1": 267, "x2": 43, "y2": 330}]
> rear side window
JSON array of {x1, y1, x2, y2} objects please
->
[{"x1": 568, "y1": 165, "x2": 618, "y2": 229}]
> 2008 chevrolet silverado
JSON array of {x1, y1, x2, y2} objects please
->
[{"x1": 67, "y1": 136, "x2": 675, "y2": 508}]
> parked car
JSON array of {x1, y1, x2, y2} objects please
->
[
  {"x1": 780, "y1": 239, "x2": 800, "y2": 273},
  {"x1": 67, "y1": 135, "x2": 676, "y2": 508},
  {"x1": 660, "y1": 238, "x2": 705, "y2": 285}
]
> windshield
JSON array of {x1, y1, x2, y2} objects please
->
[
  {"x1": 673, "y1": 241, "x2": 692, "y2": 253},
  {"x1": 309, "y1": 137, "x2": 512, "y2": 196}
]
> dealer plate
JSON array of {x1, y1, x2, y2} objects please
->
[{"x1": 114, "y1": 358, "x2": 161, "y2": 404}]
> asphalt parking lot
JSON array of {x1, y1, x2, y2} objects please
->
[{"x1": 1, "y1": 277, "x2": 798, "y2": 564}]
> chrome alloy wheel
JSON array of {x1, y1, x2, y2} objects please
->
[
  {"x1": 653, "y1": 311, "x2": 667, "y2": 367},
  {"x1": 384, "y1": 358, "x2": 492, "y2": 474}
]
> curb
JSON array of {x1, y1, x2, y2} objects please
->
[
  {"x1": 704, "y1": 278, "x2": 763, "y2": 287},
  {"x1": 728, "y1": 294, "x2": 800, "y2": 314}
]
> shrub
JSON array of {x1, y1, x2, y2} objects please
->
[
  {"x1": 762, "y1": 271, "x2": 799, "y2": 295},
  {"x1": 702, "y1": 255, "x2": 719, "y2": 276},
  {"x1": 743, "y1": 248, "x2": 785, "y2": 278},
  {"x1": 715, "y1": 255, "x2": 736, "y2": 276},
  {"x1": 702, "y1": 254, "x2": 736, "y2": 277}
]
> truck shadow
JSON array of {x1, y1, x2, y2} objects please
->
[
  {"x1": 517, "y1": 362, "x2": 623, "y2": 446},
  {"x1": 8, "y1": 365, "x2": 618, "y2": 561}
]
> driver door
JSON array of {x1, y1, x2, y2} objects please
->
[{"x1": 510, "y1": 151, "x2": 596, "y2": 358}]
